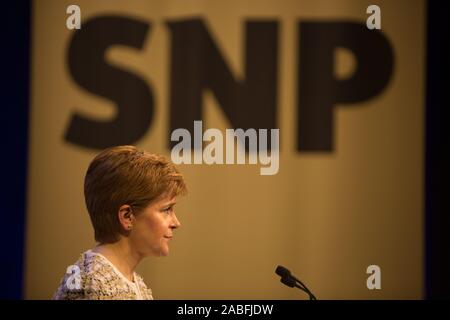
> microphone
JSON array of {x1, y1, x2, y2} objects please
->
[{"x1": 275, "y1": 265, "x2": 317, "y2": 300}]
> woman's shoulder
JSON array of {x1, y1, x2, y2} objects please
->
[
  {"x1": 80, "y1": 250, "x2": 116, "y2": 277},
  {"x1": 52, "y1": 250, "x2": 125, "y2": 300}
]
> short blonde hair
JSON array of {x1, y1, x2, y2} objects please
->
[{"x1": 84, "y1": 145, "x2": 187, "y2": 243}]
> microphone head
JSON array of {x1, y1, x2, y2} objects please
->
[
  {"x1": 280, "y1": 276, "x2": 296, "y2": 288},
  {"x1": 275, "y1": 265, "x2": 291, "y2": 278}
]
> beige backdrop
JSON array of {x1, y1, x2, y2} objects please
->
[{"x1": 26, "y1": 0, "x2": 425, "y2": 299}]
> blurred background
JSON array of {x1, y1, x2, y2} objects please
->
[{"x1": 1, "y1": 0, "x2": 449, "y2": 299}]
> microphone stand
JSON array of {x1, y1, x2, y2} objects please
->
[
  {"x1": 291, "y1": 275, "x2": 317, "y2": 300},
  {"x1": 294, "y1": 282, "x2": 317, "y2": 300}
]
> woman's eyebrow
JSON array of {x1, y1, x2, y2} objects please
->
[{"x1": 161, "y1": 201, "x2": 176, "y2": 207}]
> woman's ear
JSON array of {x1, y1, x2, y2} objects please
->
[{"x1": 118, "y1": 204, "x2": 134, "y2": 231}]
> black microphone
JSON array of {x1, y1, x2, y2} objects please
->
[{"x1": 275, "y1": 265, "x2": 317, "y2": 300}]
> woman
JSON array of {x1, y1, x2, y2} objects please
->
[{"x1": 53, "y1": 145, "x2": 187, "y2": 300}]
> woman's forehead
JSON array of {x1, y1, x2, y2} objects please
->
[{"x1": 153, "y1": 194, "x2": 177, "y2": 206}]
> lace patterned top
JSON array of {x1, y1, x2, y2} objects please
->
[{"x1": 53, "y1": 250, "x2": 154, "y2": 300}]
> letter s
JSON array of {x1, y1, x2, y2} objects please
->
[{"x1": 65, "y1": 16, "x2": 153, "y2": 149}]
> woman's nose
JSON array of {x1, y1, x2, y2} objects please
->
[{"x1": 171, "y1": 213, "x2": 181, "y2": 229}]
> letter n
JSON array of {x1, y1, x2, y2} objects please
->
[{"x1": 166, "y1": 19, "x2": 278, "y2": 151}]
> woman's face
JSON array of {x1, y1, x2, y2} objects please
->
[{"x1": 130, "y1": 195, "x2": 181, "y2": 257}]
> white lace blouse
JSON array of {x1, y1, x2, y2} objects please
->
[{"x1": 53, "y1": 250, "x2": 153, "y2": 300}]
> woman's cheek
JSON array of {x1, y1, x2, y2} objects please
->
[{"x1": 147, "y1": 215, "x2": 167, "y2": 233}]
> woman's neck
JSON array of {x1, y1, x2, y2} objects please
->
[{"x1": 93, "y1": 240, "x2": 142, "y2": 282}]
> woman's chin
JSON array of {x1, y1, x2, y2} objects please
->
[
  {"x1": 158, "y1": 251, "x2": 169, "y2": 257},
  {"x1": 151, "y1": 247, "x2": 169, "y2": 257}
]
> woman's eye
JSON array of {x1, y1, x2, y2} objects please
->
[{"x1": 163, "y1": 207, "x2": 173, "y2": 214}]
